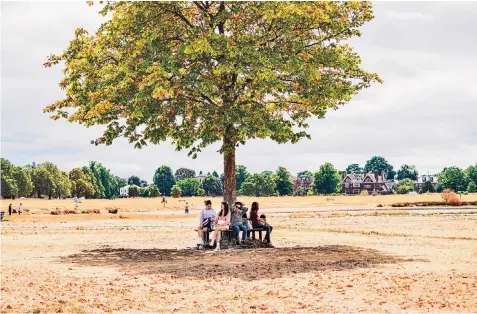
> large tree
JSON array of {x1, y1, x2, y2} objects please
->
[
  {"x1": 437, "y1": 166, "x2": 466, "y2": 192},
  {"x1": 153, "y1": 165, "x2": 176, "y2": 195},
  {"x1": 201, "y1": 175, "x2": 223, "y2": 196},
  {"x1": 312, "y1": 162, "x2": 341, "y2": 194},
  {"x1": 364, "y1": 156, "x2": 395, "y2": 180},
  {"x1": 44, "y1": 2, "x2": 380, "y2": 206},
  {"x1": 297, "y1": 170, "x2": 313, "y2": 177},
  {"x1": 396, "y1": 164, "x2": 418, "y2": 181},
  {"x1": 240, "y1": 173, "x2": 276, "y2": 197},
  {"x1": 275, "y1": 166, "x2": 294, "y2": 196},
  {"x1": 177, "y1": 178, "x2": 201, "y2": 196}
]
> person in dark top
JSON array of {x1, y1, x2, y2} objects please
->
[
  {"x1": 250, "y1": 202, "x2": 273, "y2": 244},
  {"x1": 9, "y1": 203, "x2": 12, "y2": 216}
]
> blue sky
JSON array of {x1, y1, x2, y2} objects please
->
[{"x1": 1, "y1": 2, "x2": 476, "y2": 182}]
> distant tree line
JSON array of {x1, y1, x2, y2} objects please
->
[{"x1": 1, "y1": 156, "x2": 476, "y2": 199}]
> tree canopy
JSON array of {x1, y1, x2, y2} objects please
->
[
  {"x1": 345, "y1": 163, "x2": 362, "y2": 173},
  {"x1": 396, "y1": 164, "x2": 418, "y2": 181},
  {"x1": 275, "y1": 166, "x2": 294, "y2": 196},
  {"x1": 44, "y1": 1, "x2": 381, "y2": 205},
  {"x1": 312, "y1": 162, "x2": 341, "y2": 194},
  {"x1": 153, "y1": 165, "x2": 176, "y2": 195},
  {"x1": 174, "y1": 167, "x2": 196, "y2": 181},
  {"x1": 240, "y1": 173, "x2": 276, "y2": 197},
  {"x1": 364, "y1": 156, "x2": 395, "y2": 180}
]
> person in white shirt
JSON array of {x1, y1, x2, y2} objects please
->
[
  {"x1": 197, "y1": 200, "x2": 216, "y2": 246},
  {"x1": 18, "y1": 203, "x2": 23, "y2": 215}
]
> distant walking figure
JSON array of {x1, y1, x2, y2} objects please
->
[
  {"x1": 9, "y1": 204, "x2": 12, "y2": 216},
  {"x1": 185, "y1": 202, "x2": 189, "y2": 214},
  {"x1": 18, "y1": 203, "x2": 23, "y2": 215}
]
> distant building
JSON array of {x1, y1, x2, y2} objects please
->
[
  {"x1": 414, "y1": 175, "x2": 438, "y2": 192},
  {"x1": 342, "y1": 170, "x2": 392, "y2": 195},
  {"x1": 119, "y1": 185, "x2": 129, "y2": 197},
  {"x1": 196, "y1": 171, "x2": 206, "y2": 182},
  {"x1": 293, "y1": 175, "x2": 314, "y2": 195}
]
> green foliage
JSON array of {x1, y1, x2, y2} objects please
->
[
  {"x1": 396, "y1": 178, "x2": 414, "y2": 194},
  {"x1": 420, "y1": 181, "x2": 435, "y2": 194},
  {"x1": 171, "y1": 185, "x2": 182, "y2": 198},
  {"x1": 364, "y1": 156, "x2": 395, "y2": 180},
  {"x1": 139, "y1": 187, "x2": 149, "y2": 197},
  {"x1": 147, "y1": 184, "x2": 160, "y2": 197},
  {"x1": 240, "y1": 173, "x2": 276, "y2": 197},
  {"x1": 177, "y1": 178, "x2": 201, "y2": 196},
  {"x1": 140, "y1": 180, "x2": 148, "y2": 188},
  {"x1": 396, "y1": 164, "x2": 418, "y2": 181},
  {"x1": 1, "y1": 159, "x2": 33, "y2": 198},
  {"x1": 275, "y1": 166, "x2": 294, "y2": 196},
  {"x1": 128, "y1": 176, "x2": 141, "y2": 186},
  {"x1": 201, "y1": 175, "x2": 223, "y2": 196},
  {"x1": 128, "y1": 185, "x2": 140, "y2": 197},
  {"x1": 467, "y1": 181, "x2": 477, "y2": 193},
  {"x1": 197, "y1": 188, "x2": 205, "y2": 197},
  {"x1": 345, "y1": 164, "x2": 362, "y2": 173},
  {"x1": 69, "y1": 168, "x2": 95, "y2": 198},
  {"x1": 45, "y1": 2, "x2": 380, "y2": 202},
  {"x1": 212, "y1": 171, "x2": 219, "y2": 178},
  {"x1": 297, "y1": 170, "x2": 313, "y2": 177},
  {"x1": 464, "y1": 164, "x2": 477, "y2": 187},
  {"x1": 307, "y1": 189, "x2": 314, "y2": 196},
  {"x1": 174, "y1": 168, "x2": 196, "y2": 181},
  {"x1": 312, "y1": 162, "x2": 341, "y2": 195},
  {"x1": 153, "y1": 165, "x2": 176, "y2": 196},
  {"x1": 236, "y1": 165, "x2": 250, "y2": 191},
  {"x1": 437, "y1": 166, "x2": 466, "y2": 192}
]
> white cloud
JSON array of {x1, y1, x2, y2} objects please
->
[{"x1": 385, "y1": 10, "x2": 435, "y2": 21}]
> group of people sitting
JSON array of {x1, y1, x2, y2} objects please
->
[{"x1": 197, "y1": 200, "x2": 273, "y2": 251}]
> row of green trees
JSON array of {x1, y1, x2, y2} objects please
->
[
  {"x1": 1, "y1": 158, "x2": 127, "y2": 199},
  {"x1": 2, "y1": 157, "x2": 476, "y2": 199}
]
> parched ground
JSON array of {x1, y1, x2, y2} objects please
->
[{"x1": 1, "y1": 208, "x2": 476, "y2": 313}]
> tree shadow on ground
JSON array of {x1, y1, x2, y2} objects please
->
[{"x1": 59, "y1": 245, "x2": 427, "y2": 280}]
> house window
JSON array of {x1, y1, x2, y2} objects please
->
[
  {"x1": 353, "y1": 189, "x2": 360, "y2": 194},
  {"x1": 345, "y1": 183, "x2": 350, "y2": 188},
  {"x1": 345, "y1": 189, "x2": 350, "y2": 194},
  {"x1": 363, "y1": 184, "x2": 372, "y2": 189},
  {"x1": 353, "y1": 183, "x2": 360, "y2": 188}
]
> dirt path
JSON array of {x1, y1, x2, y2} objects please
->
[{"x1": 1, "y1": 212, "x2": 476, "y2": 313}]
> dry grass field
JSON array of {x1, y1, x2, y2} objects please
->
[
  {"x1": 1, "y1": 196, "x2": 477, "y2": 313},
  {"x1": 3, "y1": 193, "x2": 477, "y2": 215}
]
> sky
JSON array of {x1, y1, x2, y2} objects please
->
[{"x1": 1, "y1": 2, "x2": 476, "y2": 182}]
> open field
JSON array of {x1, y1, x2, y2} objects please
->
[
  {"x1": 3, "y1": 194, "x2": 477, "y2": 215},
  {"x1": 1, "y1": 205, "x2": 477, "y2": 313}
]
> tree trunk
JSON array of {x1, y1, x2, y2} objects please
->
[
  {"x1": 223, "y1": 146, "x2": 236, "y2": 208},
  {"x1": 223, "y1": 127, "x2": 236, "y2": 208}
]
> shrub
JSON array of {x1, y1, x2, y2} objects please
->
[
  {"x1": 372, "y1": 192, "x2": 378, "y2": 196},
  {"x1": 128, "y1": 185, "x2": 140, "y2": 197},
  {"x1": 377, "y1": 204, "x2": 383, "y2": 207},
  {"x1": 108, "y1": 208, "x2": 119, "y2": 214},
  {"x1": 76, "y1": 226, "x2": 85, "y2": 230},
  {"x1": 197, "y1": 188, "x2": 205, "y2": 196},
  {"x1": 441, "y1": 189, "x2": 462, "y2": 206},
  {"x1": 360, "y1": 190, "x2": 369, "y2": 196},
  {"x1": 171, "y1": 185, "x2": 182, "y2": 198},
  {"x1": 306, "y1": 189, "x2": 313, "y2": 196},
  {"x1": 51, "y1": 210, "x2": 61, "y2": 215},
  {"x1": 467, "y1": 181, "x2": 477, "y2": 193},
  {"x1": 63, "y1": 209, "x2": 78, "y2": 215}
]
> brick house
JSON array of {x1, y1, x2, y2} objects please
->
[
  {"x1": 292, "y1": 175, "x2": 314, "y2": 195},
  {"x1": 342, "y1": 170, "x2": 391, "y2": 195}
]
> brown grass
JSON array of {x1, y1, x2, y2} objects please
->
[{"x1": 4, "y1": 194, "x2": 477, "y2": 215}]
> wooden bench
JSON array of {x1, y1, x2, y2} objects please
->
[{"x1": 194, "y1": 227, "x2": 265, "y2": 248}]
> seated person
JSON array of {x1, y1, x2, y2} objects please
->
[
  {"x1": 197, "y1": 200, "x2": 216, "y2": 246},
  {"x1": 229, "y1": 202, "x2": 248, "y2": 245},
  {"x1": 250, "y1": 202, "x2": 273, "y2": 244},
  {"x1": 210, "y1": 202, "x2": 230, "y2": 251}
]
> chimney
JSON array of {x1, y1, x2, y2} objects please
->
[
  {"x1": 381, "y1": 170, "x2": 385, "y2": 182},
  {"x1": 364, "y1": 171, "x2": 367, "y2": 178},
  {"x1": 374, "y1": 170, "x2": 379, "y2": 181},
  {"x1": 343, "y1": 171, "x2": 347, "y2": 179}
]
